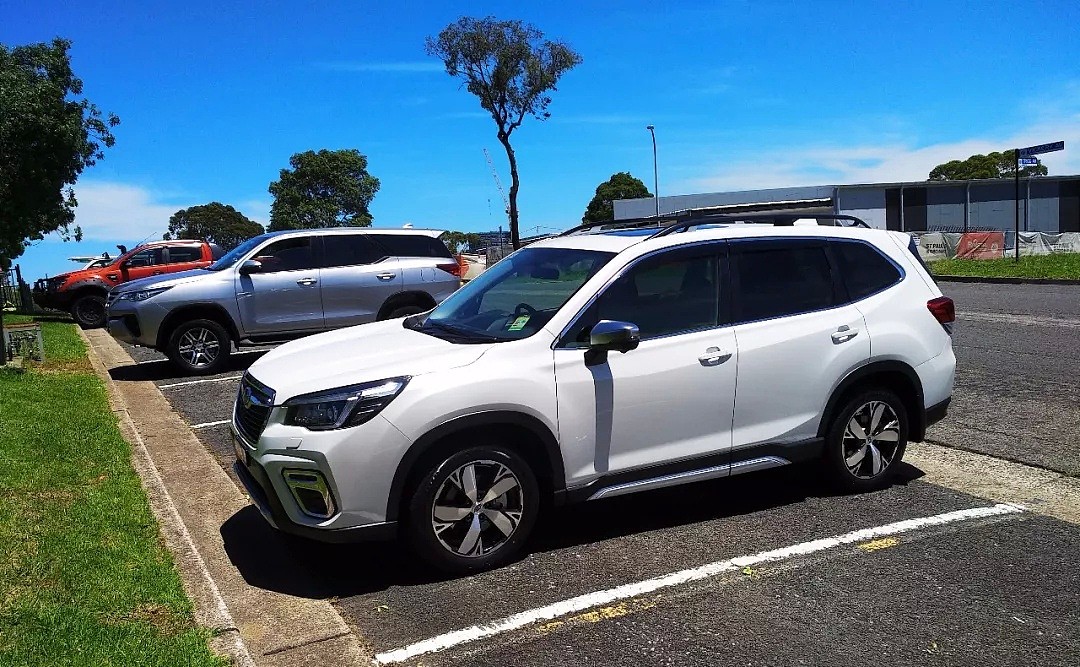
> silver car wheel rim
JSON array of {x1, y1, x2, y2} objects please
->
[
  {"x1": 431, "y1": 459, "x2": 523, "y2": 558},
  {"x1": 177, "y1": 327, "x2": 220, "y2": 368},
  {"x1": 843, "y1": 400, "x2": 900, "y2": 479}
]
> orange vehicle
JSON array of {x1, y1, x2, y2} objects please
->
[{"x1": 33, "y1": 239, "x2": 224, "y2": 328}]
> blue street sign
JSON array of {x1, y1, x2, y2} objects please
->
[
  {"x1": 1018, "y1": 141, "x2": 1064, "y2": 157},
  {"x1": 1019, "y1": 157, "x2": 1039, "y2": 167}
]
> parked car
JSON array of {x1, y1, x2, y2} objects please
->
[
  {"x1": 33, "y1": 239, "x2": 224, "y2": 328},
  {"x1": 229, "y1": 214, "x2": 956, "y2": 573},
  {"x1": 106, "y1": 228, "x2": 462, "y2": 374}
]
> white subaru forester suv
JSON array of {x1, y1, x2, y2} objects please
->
[{"x1": 232, "y1": 214, "x2": 955, "y2": 573}]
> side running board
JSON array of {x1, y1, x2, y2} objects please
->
[{"x1": 587, "y1": 456, "x2": 790, "y2": 501}]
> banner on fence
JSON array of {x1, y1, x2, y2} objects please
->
[
  {"x1": 955, "y1": 232, "x2": 1005, "y2": 259},
  {"x1": 916, "y1": 231, "x2": 1080, "y2": 261}
]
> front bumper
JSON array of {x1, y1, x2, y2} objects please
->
[
  {"x1": 105, "y1": 298, "x2": 163, "y2": 347},
  {"x1": 32, "y1": 286, "x2": 70, "y2": 312},
  {"x1": 230, "y1": 413, "x2": 410, "y2": 543}
]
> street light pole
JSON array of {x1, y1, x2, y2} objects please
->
[{"x1": 646, "y1": 125, "x2": 659, "y2": 217}]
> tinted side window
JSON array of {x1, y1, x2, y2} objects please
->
[
  {"x1": 126, "y1": 247, "x2": 164, "y2": 267},
  {"x1": 833, "y1": 241, "x2": 901, "y2": 301},
  {"x1": 323, "y1": 234, "x2": 383, "y2": 268},
  {"x1": 376, "y1": 234, "x2": 453, "y2": 258},
  {"x1": 252, "y1": 237, "x2": 315, "y2": 273},
  {"x1": 573, "y1": 251, "x2": 719, "y2": 341},
  {"x1": 734, "y1": 244, "x2": 834, "y2": 322},
  {"x1": 167, "y1": 246, "x2": 203, "y2": 263}
]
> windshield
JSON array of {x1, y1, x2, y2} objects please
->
[
  {"x1": 413, "y1": 246, "x2": 615, "y2": 342},
  {"x1": 205, "y1": 234, "x2": 272, "y2": 271}
]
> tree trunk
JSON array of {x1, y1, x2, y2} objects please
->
[{"x1": 498, "y1": 132, "x2": 521, "y2": 250}]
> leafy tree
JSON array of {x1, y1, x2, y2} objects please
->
[
  {"x1": 441, "y1": 231, "x2": 483, "y2": 253},
  {"x1": 268, "y1": 149, "x2": 380, "y2": 231},
  {"x1": 582, "y1": 172, "x2": 652, "y2": 223},
  {"x1": 426, "y1": 16, "x2": 581, "y2": 249},
  {"x1": 0, "y1": 38, "x2": 119, "y2": 269},
  {"x1": 163, "y1": 202, "x2": 263, "y2": 250},
  {"x1": 929, "y1": 150, "x2": 1048, "y2": 181}
]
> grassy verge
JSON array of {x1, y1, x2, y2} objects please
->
[
  {"x1": 0, "y1": 318, "x2": 223, "y2": 666},
  {"x1": 931, "y1": 253, "x2": 1080, "y2": 280}
]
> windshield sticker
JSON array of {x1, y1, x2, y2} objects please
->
[{"x1": 508, "y1": 315, "x2": 530, "y2": 331}]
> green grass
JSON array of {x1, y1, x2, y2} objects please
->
[
  {"x1": 0, "y1": 322, "x2": 224, "y2": 666},
  {"x1": 931, "y1": 253, "x2": 1080, "y2": 280}
]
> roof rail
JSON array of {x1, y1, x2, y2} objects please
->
[
  {"x1": 649, "y1": 212, "x2": 870, "y2": 238},
  {"x1": 557, "y1": 214, "x2": 683, "y2": 237},
  {"x1": 559, "y1": 212, "x2": 871, "y2": 238}
]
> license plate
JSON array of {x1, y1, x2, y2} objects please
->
[{"x1": 233, "y1": 434, "x2": 249, "y2": 466}]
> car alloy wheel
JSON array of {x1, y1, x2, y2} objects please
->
[
  {"x1": 842, "y1": 400, "x2": 900, "y2": 479},
  {"x1": 431, "y1": 460, "x2": 524, "y2": 557},
  {"x1": 177, "y1": 326, "x2": 221, "y2": 368}
]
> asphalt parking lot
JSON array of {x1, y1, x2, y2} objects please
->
[{"x1": 110, "y1": 281, "x2": 1080, "y2": 666}]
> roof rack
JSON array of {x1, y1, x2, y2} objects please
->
[
  {"x1": 650, "y1": 212, "x2": 870, "y2": 238},
  {"x1": 559, "y1": 212, "x2": 870, "y2": 238}
]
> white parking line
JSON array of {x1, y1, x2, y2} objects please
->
[
  {"x1": 374, "y1": 503, "x2": 1025, "y2": 664},
  {"x1": 158, "y1": 375, "x2": 243, "y2": 390},
  {"x1": 191, "y1": 419, "x2": 231, "y2": 429}
]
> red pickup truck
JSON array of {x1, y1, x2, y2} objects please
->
[{"x1": 33, "y1": 239, "x2": 224, "y2": 328}]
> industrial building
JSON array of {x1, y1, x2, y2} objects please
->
[{"x1": 614, "y1": 175, "x2": 1080, "y2": 233}]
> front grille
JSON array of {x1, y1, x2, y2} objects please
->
[{"x1": 234, "y1": 373, "x2": 275, "y2": 444}]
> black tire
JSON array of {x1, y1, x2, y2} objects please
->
[
  {"x1": 822, "y1": 389, "x2": 908, "y2": 493},
  {"x1": 71, "y1": 294, "x2": 107, "y2": 329},
  {"x1": 406, "y1": 444, "x2": 539, "y2": 574},
  {"x1": 166, "y1": 319, "x2": 232, "y2": 376},
  {"x1": 386, "y1": 304, "x2": 426, "y2": 319}
]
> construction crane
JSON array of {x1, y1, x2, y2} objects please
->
[{"x1": 483, "y1": 148, "x2": 511, "y2": 224}]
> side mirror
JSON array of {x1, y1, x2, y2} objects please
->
[
  {"x1": 585, "y1": 320, "x2": 640, "y2": 366},
  {"x1": 239, "y1": 259, "x2": 262, "y2": 275}
]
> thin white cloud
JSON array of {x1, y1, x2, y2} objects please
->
[
  {"x1": 70, "y1": 181, "x2": 270, "y2": 241},
  {"x1": 71, "y1": 182, "x2": 179, "y2": 242},
  {"x1": 677, "y1": 117, "x2": 1080, "y2": 193},
  {"x1": 316, "y1": 61, "x2": 444, "y2": 73},
  {"x1": 238, "y1": 198, "x2": 272, "y2": 227}
]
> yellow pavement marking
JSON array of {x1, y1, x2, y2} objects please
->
[
  {"x1": 537, "y1": 598, "x2": 659, "y2": 635},
  {"x1": 857, "y1": 536, "x2": 900, "y2": 552}
]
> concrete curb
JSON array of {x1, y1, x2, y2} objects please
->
[
  {"x1": 934, "y1": 274, "x2": 1080, "y2": 285},
  {"x1": 79, "y1": 328, "x2": 372, "y2": 667}
]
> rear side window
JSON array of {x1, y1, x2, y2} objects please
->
[
  {"x1": 734, "y1": 243, "x2": 835, "y2": 322},
  {"x1": 832, "y1": 240, "x2": 902, "y2": 301},
  {"x1": 167, "y1": 246, "x2": 203, "y2": 263},
  {"x1": 375, "y1": 234, "x2": 453, "y2": 259},
  {"x1": 323, "y1": 234, "x2": 384, "y2": 268}
]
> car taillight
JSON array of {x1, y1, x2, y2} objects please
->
[
  {"x1": 927, "y1": 296, "x2": 955, "y2": 332},
  {"x1": 437, "y1": 261, "x2": 463, "y2": 278}
]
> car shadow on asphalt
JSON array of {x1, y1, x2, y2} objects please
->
[
  {"x1": 108, "y1": 352, "x2": 268, "y2": 382},
  {"x1": 219, "y1": 462, "x2": 926, "y2": 600}
]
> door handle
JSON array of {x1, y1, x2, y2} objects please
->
[
  {"x1": 698, "y1": 347, "x2": 732, "y2": 366},
  {"x1": 376, "y1": 273, "x2": 396, "y2": 281},
  {"x1": 831, "y1": 325, "x2": 859, "y2": 344},
  {"x1": 296, "y1": 277, "x2": 318, "y2": 286}
]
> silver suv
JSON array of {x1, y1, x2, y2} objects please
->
[{"x1": 106, "y1": 228, "x2": 461, "y2": 374}]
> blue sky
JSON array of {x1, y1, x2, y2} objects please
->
[{"x1": 5, "y1": 0, "x2": 1080, "y2": 279}]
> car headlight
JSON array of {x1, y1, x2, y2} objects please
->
[
  {"x1": 117, "y1": 286, "x2": 172, "y2": 302},
  {"x1": 282, "y1": 377, "x2": 409, "y2": 430}
]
